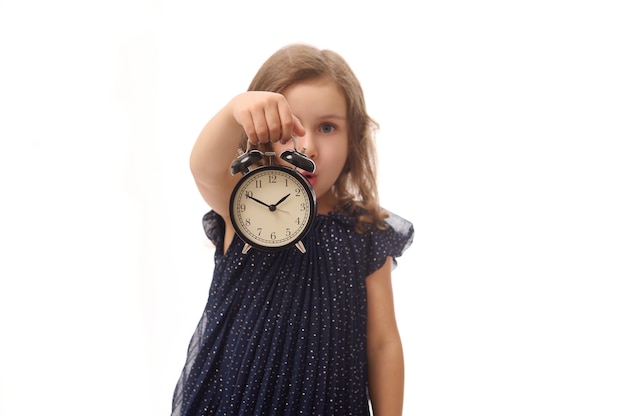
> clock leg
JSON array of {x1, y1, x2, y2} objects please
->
[
  {"x1": 295, "y1": 241, "x2": 306, "y2": 254},
  {"x1": 242, "y1": 243, "x2": 252, "y2": 254}
]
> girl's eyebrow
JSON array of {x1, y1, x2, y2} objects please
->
[{"x1": 317, "y1": 114, "x2": 347, "y2": 121}]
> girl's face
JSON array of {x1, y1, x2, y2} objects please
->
[{"x1": 273, "y1": 77, "x2": 349, "y2": 214}]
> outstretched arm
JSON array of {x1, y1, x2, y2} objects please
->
[{"x1": 366, "y1": 256, "x2": 404, "y2": 416}]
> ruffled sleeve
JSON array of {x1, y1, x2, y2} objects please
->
[
  {"x1": 202, "y1": 210, "x2": 225, "y2": 254},
  {"x1": 384, "y1": 210, "x2": 414, "y2": 259},
  {"x1": 363, "y1": 210, "x2": 414, "y2": 276}
]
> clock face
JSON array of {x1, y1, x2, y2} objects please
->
[{"x1": 229, "y1": 165, "x2": 316, "y2": 251}]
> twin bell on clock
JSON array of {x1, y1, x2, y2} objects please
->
[{"x1": 228, "y1": 137, "x2": 317, "y2": 254}]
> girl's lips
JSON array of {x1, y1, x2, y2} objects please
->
[{"x1": 302, "y1": 172, "x2": 317, "y2": 186}]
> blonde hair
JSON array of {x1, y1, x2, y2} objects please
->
[{"x1": 245, "y1": 43, "x2": 388, "y2": 231}]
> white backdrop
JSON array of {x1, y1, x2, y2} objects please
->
[{"x1": 1, "y1": 1, "x2": 625, "y2": 415}]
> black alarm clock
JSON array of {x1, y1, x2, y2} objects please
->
[{"x1": 229, "y1": 139, "x2": 316, "y2": 254}]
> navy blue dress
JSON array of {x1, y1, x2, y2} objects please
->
[{"x1": 172, "y1": 210, "x2": 413, "y2": 416}]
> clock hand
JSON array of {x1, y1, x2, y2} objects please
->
[
  {"x1": 245, "y1": 194, "x2": 271, "y2": 209},
  {"x1": 273, "y1": 193, "x2": 291, "y2": 207}
]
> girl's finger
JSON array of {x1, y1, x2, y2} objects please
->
[{"x1": 264, "y1": 103, "x2": 284, "y2": 142}]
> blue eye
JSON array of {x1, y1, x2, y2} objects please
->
[{"x1": 320, "y1": 123, "x2": 335, "y2": 134}]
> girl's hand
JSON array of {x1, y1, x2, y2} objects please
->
[{"x1": 230, "y1": 91, "x2": 305, "y2": 145}]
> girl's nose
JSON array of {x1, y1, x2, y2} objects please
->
[{"x1": 299, "y1": 132, "x2": 317, "y2": 159}]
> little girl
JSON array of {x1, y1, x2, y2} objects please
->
[{"x1": 172, "y1": 43, "x2": 413, "y2": 416}]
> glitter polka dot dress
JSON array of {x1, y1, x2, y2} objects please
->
[{"x1": 172, "y1": 210, "x2": 413, "y2": 416}]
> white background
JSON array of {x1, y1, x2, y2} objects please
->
[{"x1": 1, "y1": 1, "x2": 625, "y2": 415}]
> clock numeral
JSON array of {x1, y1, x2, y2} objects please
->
[
  {"x1": 295, "y1": 217, "x2": 301, "y2": 225},
  {"x1": 295, "y1": 188, "x2": 301, "y2": 196},
  {"x1": 269, "y1": 175, "x2": 277, "y2": 184},
  {"x1": 255, "y1": 180, "x2": 262, "y2": 188},
  {"x1": 245, "y1": 190, "x2": 254, "y2": 197},
  {"x1": 257, "y1": 227, "x2": 262, "y2": 236},
  {"x1": 300, "y1": 202, "x2": 307, "y2": 211},
  {"x1": 285, "y1": 228, "x2": 291, "y2": 236},
  {"x1": 240, "y1": 203, "x2": 247, "y2": 212},
  {"x1": 245, "y1": 218, "x2": 251, "y2": 226},
  {"x1": 270, "y1": 232, "x2": 276, "y2": 240}
]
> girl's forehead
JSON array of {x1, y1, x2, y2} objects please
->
[{"x1": 284, "y1": 79, "x2": 347, "y2": 115}]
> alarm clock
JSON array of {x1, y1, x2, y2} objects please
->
[{"x1": 228, "y1": 139, "x2": 316, "y2": 254}]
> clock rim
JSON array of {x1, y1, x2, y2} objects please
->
[{"x1": 228, "y1": 164, "x2": 317, "y2": 252}]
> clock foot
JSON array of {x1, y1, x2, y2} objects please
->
[
  {"x1": 242, "y1": 243, "x2": 252, "y2": 254},
  {"x1": 295, "y1": 241, "x2": 306, "y2": 254}
]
